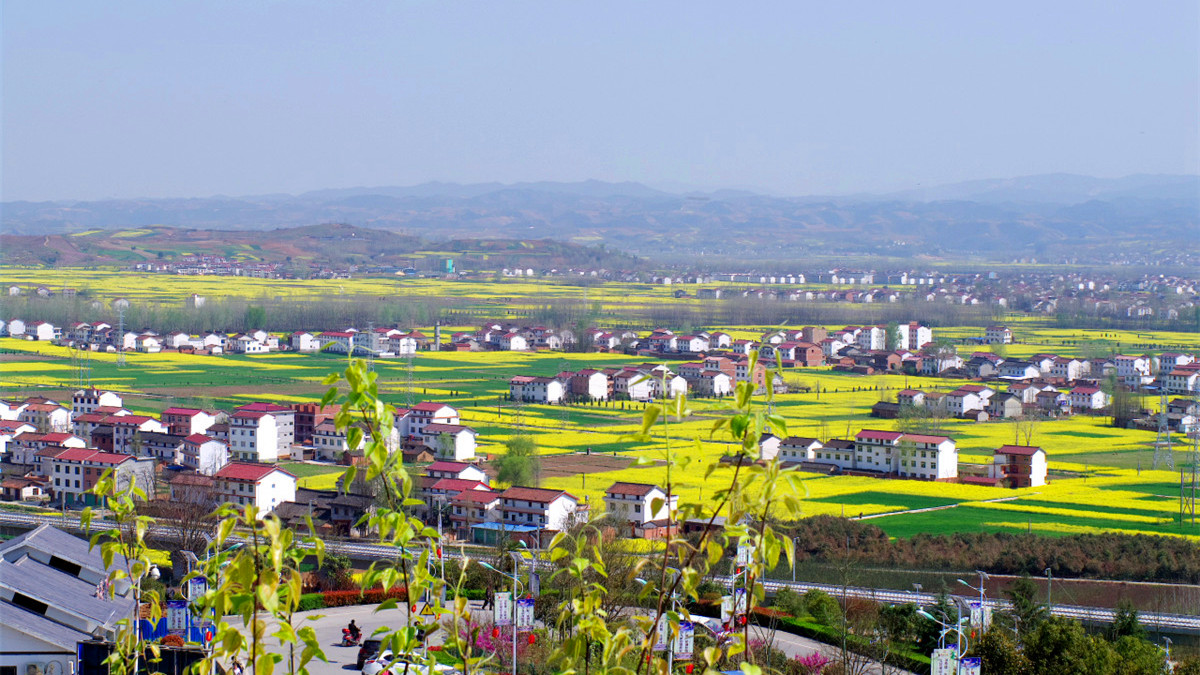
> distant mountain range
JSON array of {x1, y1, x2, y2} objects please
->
[{"x1": 3, "y1": 174, "x2": 1196, "y2": 263}]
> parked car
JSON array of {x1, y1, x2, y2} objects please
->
[
  {"x1": 361, "y1": 651, "x2": 454, "y2": 675},
  {"x1": 355, "y1": 639, "x2": 383, "y2": 669}
]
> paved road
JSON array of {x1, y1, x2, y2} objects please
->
[
  {"x1": 263, "y1": 602, "x2": 908, "y2": 675},
  {"x1": 5, "y1": 510, "x2": 1199, "y2": 636}
]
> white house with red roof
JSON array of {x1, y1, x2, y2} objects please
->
[
  {"x1": 509, "y1": 376, "x2": 566, "y2": 404},
  {"x1": 990, "y1": 445, "x2": 1047, "y2": 487},
  {"x1": 18, "y1": 402, "x2": 72, "y2": 433},
  {"x1": 290, "y1": 331, "x2": 321, "y2": 352},
  {"x1": 1068, "y1": 386, "x2": 1109, "y2": 412},
  {"x1": 852, "y1": 429, "x2": 958, "y2": 479},
  {"x1": 612, "y1": 371, "x2": 653, "y2": 401},
  {"x1": 498, "y1": 333, "x2": 528, "y2": 351},
  {"x1": 213, "y1": 462, "x2": 296, "y2": 517},
  {"x1": 404, "y1": 402, "x2": 460, "y2": 436},
  {"x1": 425, "y1": 478, "x2": 492, "y2": 503},
  {"x1": 71, "y1": 389, "x2": 123, "y2": 417},
  {"x1": 1163, "y1": 366, "x2": 1200, "y2": 395},
  {"x1": 27, "y1": 321, "x2": 59, "y2": 341},
  {"x1": 10, "y1": 431, "x2": 87, "y2": 467},
  {"x1": 318, "y1": 331, "x2": 360, "y2": 355},
  {"x1": 425, "y1": 461, "x2": 488, "y2": 484},
  {"x1": 420, "y1": 423, "x2": 478, "y2": 461},
  {"x1": 498, "y1": 486, "x2": 587, "y2": 532},
  {"x1": 162, "y1": 407, "x2": 217, "y2": 436},
  {"x1": 449, "y1": 489, "x2": 501, "y2": 536},
  {"x1": 182, "y1": 433, "x2": 229, "y2": 475},
  {"x1": 1114, "y1": 355, "x2": 1154, "y2": 386},
  {"x1": 0, "y1": 420, "x2": 36, "y2": 457},
  {"x1": 236, "y1": 402, "x2": 296, "y2": 447},
  {"x1": 603, "y1": 482, "x2": 676, "y2": 531},
  {"x1": 229, "y1": 410, "x2": 280, "y2": 463},
  {"x1": 49, "y1": 448, "x2": 155, "y2": 506},
  {"x1": 106, "y1": 415, "x2": 167, "y2": 454}
]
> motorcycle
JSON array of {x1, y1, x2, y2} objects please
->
[{"x1": 341, "y1": 628, "x2": 362, "y2": 647}]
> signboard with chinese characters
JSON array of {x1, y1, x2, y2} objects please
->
[
  {"x1": 720, "y1": 596, "x2": 733, "y2": 623},
  {"x1": 735, "y1": 544, "x2": 754, "y2": 567},
  {"x1": 930, "y1": 648, "x2": 957, "y2": 675},
  {"x1": 188, "y1": 578, "x2": 208, "y2": 601},
  {"x1": 494, "y1": 592, "x2": 513, "y2": 626},
  {"x1": 166, "y1": 600, "x2": 189, "y2": 635},
  {"x1": 653, "y1": 615, "x2": 670, "y2": 651},
  {"x1": 516, "y1": 598, "x2": 535, "y2": 629},
  {"x1": 674, "y1": 620, "x2": 694, "y2": 660},
  {"x1": 733, "y1": 587, "x2": 747, "y2": 615},
  {"x1": 960, "y1": 657, "x2": 982, "y2": 675}
]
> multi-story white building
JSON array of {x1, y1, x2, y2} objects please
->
[
  {"x1": 108, "y1": 415, "x2": 168, "y2": 454},
  {"x1": 509, "y1": 376, "x2": 566, "y2": 404},
  {"x1": 899, "y1": 323, "x2": 933, "y2": 351},
  {"x1": 19, "y1": 402, "x2": 73, "y2": 433},
  {"x1": 1114, "y1": 355, "x2": 1154, "y2": 387},
  {"x1": 290, "y1": 331, "x2": 322, "y2": 352},
  {"x1": 236, "y1": 402, "x2": 295, "y2": 448},
  {"x1": 613, "y1": 371, "x2": 654, "y2": 400},
  {"x1": 603, "y1": 482, "x2": 676, "y2": 535},
  {"x1": 49, "y1": 449, "x2": 155, "y2": 506},
  {"x1": 420, "y1": 423, "x2": 478, "y2": 461},
  {"x1": 71, "y1": 389, "x2": 123, "y2": 417},
  {"x1": 498, "y1": 486, "x2": 587, "y2": 533},
  {"x1": 162, "y1": 407, "x2": 217, "y2": 436},
  {"x1": 985, "y1": 326, "x2": 1013, "y2": 344},
  {"x1": 777, "y1": 436, "x2": 823, "y2": 463},
  {"x1": 852, "y1": 429, "x2": 958, "y2": 480},
  {"x1": 182, "y1": 433, "x2": 229, "y2": 475},
  {"x1": 213, "y1": 462, "x2": 297, "y2": 517},
  {"x1": 228, "y1": 410, "x2": 279, "y2": 462},
  {"x1": 1163, "y1": 368, "x2": 1200, "y2": 395}
]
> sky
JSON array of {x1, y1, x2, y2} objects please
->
[{"x1": 2, "y1": 1, "x2": 1197, "y2": 201}]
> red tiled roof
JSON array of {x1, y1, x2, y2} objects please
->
[
  {"x1": 426, "y1": 461, "x2": 471, "y2": 472},
  {"x1": 428, "y1": 478, "x2": 490, "y2": 493},
  {"x1": 237, "y1": 402, "x2": 292, "y2": 413},
  {"x1": 319, "y1": 331, "x2": 355, "y2": 338},
  {"x1": 855, "y1": 430, "x2": 904, "y2": 442},
  {"x1": 215, "y1": 463, "x2": 294, "y2": 481},
  {"x1": 499, "y1": 486, "x2": 574, "y2": 503},
  {"x1": 40, "y1": 433, "x2": 79, "y2": 443},
  {"x1": 423, "y1": 423, "x2": 474, "y2": 435},
  {"x1": 54, "y1": 448, "x2": 135, "y2": 464},
  {"x1": 413, "y1": 402, "x2": 452, "y2": 412},
  {"x1": 900, "y1": 433, "x2": 951, "y2": 444},
  {"x1": 184, "y1": 433, "x2": 216, "y2": 444},
  {"x1": 604, "y1": 482, "x2": 660, "y2": 497},
  {"x1": 996, "y1": 445, "x2": 1044, "y2": 457},
  {"x1": 451, "y1": 490, "x2": 500, "y2": 505},
  {"x1": 163, "y1": 407, "x2": 205, "y2": 416}
]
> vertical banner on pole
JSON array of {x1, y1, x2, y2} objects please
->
[
  {"x1": 530, "y1": 572, "x2": 541, "y2": 598},
  {"x1": 969, "y1": 602, "x2": 983, "y2": 628},
  {"x1": 494, "y1": 592, "x2": 513, "y2": 626},
  {"x1": 735, "y1": 544, "x2": 754, "y2": 567},
  {"x1": 674, "y1": 621, "x2": 694, "y2": 660},
  {"x1": 733, "y1": 587, "x2": 747, "y2": 615},
  {"x1": 930, "y1": 648, "x2": 955, "y2": 675},
  {"x1": 960, "y1": 657, "x2": 982, "y2": 675},
  {"x1": 653, "y1": 615, "x2": 670, "y2": 651},
  {"x1": 166, "y1": 600, "x2": 189, "y2": 635},
  {"x1": 516, "y1": 598, "x2": 535, "y2": 629},
  {"x1": 720, "y1": 596, "x2": 733, "y2": 623}
]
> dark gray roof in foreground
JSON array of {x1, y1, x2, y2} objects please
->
[
  {"x1": 1, "y1": 556, "x2": 135, "y2": 626},
  {"x1": 0, "y1": 598, "x2": 92, "y2": 650},
  {"x1": 0, "y1": 522, "x2": 126, "y2": 573}
]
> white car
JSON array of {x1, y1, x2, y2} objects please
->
[{"x1": 361, "y1": 651, "x2": 455, "y2": 675}]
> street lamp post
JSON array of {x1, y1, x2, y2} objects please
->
[
  {"x1": 789, "y1": 537, "x2": 799, "y2": 583},
  {"x1": 635, "y1": 569, "x2": 681, "y2": 674},
  {"x1": 480, "y1": 561, "x2": 523, "y2": 675},
  {"x1": 132, "y1": 563, "x2": 160, "y2": 675},
  {"x1": 1044, "y1": 567, "x2": 1053, "y2": 610}
]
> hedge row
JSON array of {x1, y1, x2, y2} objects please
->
[
  {"x1": 774, "y1": 616, "x2": 931, "y2": 675},
  {"x1": 297, "y1": 587, "x2": 483, "y2": 612}
]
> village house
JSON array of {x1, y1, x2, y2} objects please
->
[
  {"x1": 420, "y1": 423, "x2": 478, "y2": 461},
  {"x1": 228, "y1": 409, "x2": 280, "y2": 462},
  {"x1": 613, "y1": 370, "x2": 654, "y2": 401},
  {"x1": 990, "y1": 445, "x2": 1048, "y2": 487},
  {"x1": 603, "y1": 482, "x2": 677, "y2": 539},
  {"x1": 0, "y1": 420, "x2": 37, "y2": 457},
  {"x1": 1069, "y1": 385, "x2": 1109, "y2": 412},
  {"x1": 71, "y1": 389, "x2": 123, "y2": 417},
  {"x1": 986, "y1": 393, "x2": 1025, "y2": 419},
  {"x1": 985, "y1": 326, "x2": 1013, "y2": 344},
  {"x1": 161, "y1": 407, "x2": 218, "y2": 436},
  {"x1": 106, "y1": 415, "x2": 168, "y2": 454},
  {"x1": 19, "y1": 401, "x2": 73, "y2": 433},
  {"x1": 497, "y1": 486, "x2": 588, "y2": 534},
  {"x1": 1114, "y1": 355, "x2": 1155, "y2": 387},
  {"x1": 181, "y1": 433, "x2": 229, "y2": 474},
  {"x1": 426, "y1": 460, "x2": 489, "y2": 483},
  {"x1": 291, "y1": 331, "x2": 322, "y2": 352},
  {"x1": 509, "y1": 375, "x2": 566, "y2": 404},
  {"x1": 778, "y1": 436, "x2": 822, "y2": 463},
  {"x1": 449, "y1": 490, "x2": 501, "y2": 538},
  {"x1": 213, "y1": 462, "x2": 297, "y2": 517},
  {"x1": 49, "y1": 449, "x2": 155, "y2": 506},
  {"x1": 1163, "y1": 366, "x2": 1200, "y2": 395}
]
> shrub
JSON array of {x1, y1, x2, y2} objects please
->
[
  {"x1": 160, "y1": 635, "x2": 185, "y2": 648},
  {"x1": 298, "y1": 593, "x2": 327, "y2": 611},
  {"x1": 804, "y1": 589, "x2": 842, "y2": 627},
  {"x1": 321, "y1": 587, "x2": 407, "y2": 608},
  {"x1": 773, "y1": 587, "x2": 805, "y2": 616}
]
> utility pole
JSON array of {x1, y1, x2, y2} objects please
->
[{"x1": 117, "y1": 306, "x2": 127, "y2": 368}]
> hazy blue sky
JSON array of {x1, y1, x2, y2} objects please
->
[{"x1": 3, "y1": 1, "x2": 1197, "y2": 201}]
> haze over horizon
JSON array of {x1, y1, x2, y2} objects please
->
[{"x1": 3, "y1": 1, "x2": 1197, "y2": 202}]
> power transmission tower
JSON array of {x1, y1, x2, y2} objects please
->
[
  {"x1": 116, "y1": 306, "x2": 127, "y2": 368},
  {"x1": 1187, "y1": 391, "x2": 1200, "y2": 524},
  {"x1": 1154, "y1": 388, "x2": 1173, "y2": 469},
  {"x1": 366, "y1": 321, "x2": 375, "y2": 372},
  {"x1": 405, "y1": 351, "x2": 415, "y2": 408}
]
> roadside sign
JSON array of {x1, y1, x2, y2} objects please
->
[
  {"x1": 720, "y1": 596, "x2": 733, "y2": 623},
  {"x1": 653, "y1": 615, "x2": 670, "y2": 651},
  {"x1": 166, "y1": 600, "x2": 188, "y2": 635},
  {"x1": 735, "y1": 544, "x2": 754, "y2": 567},
  {"x1": 931, "y1": 648, "x2": 956, "y2": 675},
  {"x1": 516, "y1": 598, "x2": 535, "y2": 629},
  {"x1": 674, "y1": 620, "x2": 694, "y2": 660},
  {"x1": 733, "y1": 588, "x2": 747, "y2": 615},
  {"x1": 188, "y1": 577, "x2": 208, "y2": 601},
  {"x1": 960, "y1": 657, "x2": 981, "y2": 675},
  {"x1": 494, "y1": 592, "x2": 513, "y2": 626}
]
